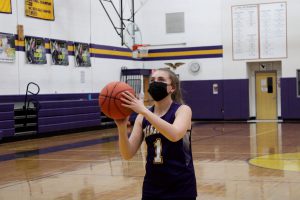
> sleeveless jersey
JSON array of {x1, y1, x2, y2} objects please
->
[{"x1": 142, "y1": 102, "x2": 197, "y2": 199}]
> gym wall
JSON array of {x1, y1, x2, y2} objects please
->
[
  {"x1": 0, "y1": 0, "x2": 134, "y2": 95},
  {"x1": 1, "y1": 0, "x2": 300, "y2": 120},
  {"x1": 137, "y1": 0, "x2": 300, "y2": 119}
]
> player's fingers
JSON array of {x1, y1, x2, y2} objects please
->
[
  {"x1": 124, "y1": 91, "x2": 136, "y2": 99},
  {"x1": 120, "y1": 97, "x2": 131, "y2": 104},
  {"x1": 121, "y1": 103, "x2": 131, "y2": 108},
  {"x1": 121, "y1": 92, "x2": 133, "y2": 100},
  {"x1": 122, "y1": 91, "x2": 136, "y2": 100}
]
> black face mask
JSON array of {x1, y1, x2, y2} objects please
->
[{"x1": 148, "y1": 82, "x2": 169, "y2": 101}]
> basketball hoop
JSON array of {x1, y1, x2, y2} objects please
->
[
  {"x1": 132, "y1": 44, "x2": 149, "y2": 59},
  {"x1": 124, "y1": 22, "x2": 142, "y2": 49}
]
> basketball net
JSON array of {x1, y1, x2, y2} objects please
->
[{"x1": 132, "y1": 44, "x2": 149, "y2": 59}]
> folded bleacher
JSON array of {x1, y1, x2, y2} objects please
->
[
  {"x1": 0, "y1": 104, "x2": 15, "y2": 139},
  {"x1": 38, "y1": 99, "x2": 101, "y2": 133},
  {"x1": 0, "y1": 93, "x2": 108, "y2": 140}
]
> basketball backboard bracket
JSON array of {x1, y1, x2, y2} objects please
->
[{"x1": 98, "y1": 0, "x2": 136, "y2": 47}]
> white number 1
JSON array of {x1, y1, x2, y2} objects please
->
[{"x1": 153, "y1": 138, "x2": 163, "y2": 164}]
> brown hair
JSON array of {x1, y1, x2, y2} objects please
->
[{"x1": 157, "y1": 68, "x2": 184, "y2": 104}]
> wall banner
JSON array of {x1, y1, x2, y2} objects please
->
[
  {"x1": 0, "y1": 0, "x2": 12, "y2": 14},
  {"x1": 50, "y1": 40, "x2": 69, "y2": 66},
  {"x1": 25, "y1": 36, "x2": 47, "y2": 64},
  {"x1": 74, "y1": 42, "x2": 91, "y2": 67},
  {"x1": 0, "y1": 33, "x2": 15, "y2": 63},
  {"x1": 25, "y1": 0, "x2": 54, "y2": 21}
]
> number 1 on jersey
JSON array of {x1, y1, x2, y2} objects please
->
[{"x1": 153, "y1": 138, "x2": 163, "y2": 164}]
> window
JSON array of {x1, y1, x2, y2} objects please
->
[
  {"x1": 297, "y1": 70, "x2": 300, "y2": 97},
  {"x1": 267, "y1": 77, "x2": 273, "y2": 93},
  {"x1": 127, "y1": 78, "x2": 141, "y2": 94}
]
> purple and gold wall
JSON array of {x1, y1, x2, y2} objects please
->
[{"x1": 5, "y1": 38, "x2": 300, "y2": 120}]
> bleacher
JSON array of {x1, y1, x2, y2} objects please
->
[
  {"x1": 38, "y1": 99, "x2": 101, "y2": 133},
  {"x1": 0, "y1": 93, "x2": 114, "y2": 140},
  {"x1": 0, "y1": 104, "x2": 15, "y2": 139}
]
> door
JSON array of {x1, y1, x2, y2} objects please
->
[{"x1": 255, "y1": 72, "x2": 277, "y2": 120}]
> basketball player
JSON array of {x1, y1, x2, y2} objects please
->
[{"x1": 115, "y1": 68, "x2": 197, "y2": 200}]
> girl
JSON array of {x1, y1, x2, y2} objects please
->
[{"x1": 115, "y1": 68, "x2": 197, "y2": 200}]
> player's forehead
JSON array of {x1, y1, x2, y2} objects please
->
[{"x1": 151, "y1": 70, "x2": 170, "y2": 80}]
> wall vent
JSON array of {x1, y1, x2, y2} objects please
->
[{"x1": 166, "y1": 12, "x2": 185, "y2": 34}]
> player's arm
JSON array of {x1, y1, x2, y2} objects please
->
[
  {"x1": 120, "y1": 91, "x2": 192, "y2": 142},
  {"x1": 116, "y1": 114, "x2": 144, "y2": 160},
  {"x1": 142, "y1": 105, "x2": 192, "y2": 142}
]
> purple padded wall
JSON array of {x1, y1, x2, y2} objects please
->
[
  {"x1": 223, "y1": 79, "x2": 249, "y2": 120},
  {"x1": 281, "y1": 78, "x2": 300, "y2": 119},
  {"x1": 181, "y1": 79, "x2": 249, "y2": 120},
  {"x1": 181, "y1": 80, "x2": 224, "y2": 119}
]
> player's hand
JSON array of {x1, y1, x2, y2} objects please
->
[
  {"x1": 114, "y1": 116, "x2": 129, "y2": 128},
  {"x1": 120, "y1": 91, "x2": 147, "y2": 115}
]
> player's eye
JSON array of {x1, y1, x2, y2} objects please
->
[
  {"x1": 150, "y1": 76, "x2": 168, "y2": 83},
  {"x1": 157, "y1": 77, "x2": 167, "y2": 82}
]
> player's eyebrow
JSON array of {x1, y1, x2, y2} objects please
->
[{"x1": 151, "y1": 76, "x2": 167, "y2": 81}]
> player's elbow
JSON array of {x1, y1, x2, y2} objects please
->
[
  {"x1": 171, "y1": 136, "x2": 182, "y2": 142},
  {"x1": 169, "y1": 137, "x2": 180, "y2": 142},
  {"x1": 168, "y1": 132, "x2": 183, "y2": 142},
  {"x1": 122, "y1": 156, "x2": 132, "y2": 160},
  {"x1": 120, "y1": 152, "x2": 133, "y2": 160},
  {"x1": 168, "y1": 128, "x2": 187, "y2": 142}
]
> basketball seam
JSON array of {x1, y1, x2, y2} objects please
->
[
  {"x1": 108, "y1": 82, "x2": 122, "y2": 118},
  {"x1": 99, "y1": 82, "x2": 134, "y2": 119},
  {"x1": 100, "y1": 87, "x2": 111, "y2": 118},
  {"x1": 99, "y1": 88, "x2": 134, "y2": 100},
  {"x1": 100, "y1": 88, "x2": 134, "y2": 117},
  {"x1": 99, "y1": 95, "x2": 122, "y2": 100},
  {"x1": 114, "y1": 98, "x2": 128, "y2": 118},
  {"x1": 112, "y1": 88, "x2": 134, "y2": 118},
  {"x1": 100, "y1": 87, "x2": 109, "y2": 107},
  {"x1": 113, "y1": 88, "x2": 134, "y2": 98}
]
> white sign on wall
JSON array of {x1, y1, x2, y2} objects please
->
[
  {"x1": 259, "y1": 2, "x2": 287, "y2": 59},
  {"x1": 232, "y1": 2, "x2": 287, "y2": 60},
  {"x1": 232, "y1": 5, "x2": 259, "y2": 60}
]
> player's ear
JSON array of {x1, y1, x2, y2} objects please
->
[{"x1": 169, "y1": 85, "x2": 175, "y2": 93}]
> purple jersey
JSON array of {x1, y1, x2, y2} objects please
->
[{"x1": 142, "y1": 102, "x2": 197, "y2": 199}]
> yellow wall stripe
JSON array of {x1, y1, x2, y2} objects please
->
[
  {"x1": 68, "y1": 45, "x2": 74, "y2": 51},
  {"x1": 15, "y1": 40, "x2": 25, "y2": 47},
  {"x1": 13, "y1": 38, "x2": 223, "y2": 59},
  {"x1": 45, "y1": 43, "x2": 50, "y2": 49},
  {"x1": 91, "y1": 48, "x2": 132, "y2": 57},
  {"x1": 147, "y1": 49, "x2": 223, "y2": 58}
]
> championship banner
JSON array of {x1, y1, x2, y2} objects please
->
[
  {"x1": 74, "y1": 42, "x2": 91, "y2": 67},
  {"x1": 0, "y1": 33, "x2": 15, "y2": 63},
  {"x1": 25, "y1": 0, "x2": 54, "y2": 21},
  {"x1": 25, "y1": 36, "x2": 47, "y2": 64},
  {"x1": 50, "y1": 40, "x2": 69, "y2": 66},
  {"x1": 0, "y1": 0, "x2": 11, "y2": 14}
]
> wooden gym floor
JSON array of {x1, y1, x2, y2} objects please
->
[{"x1": 0, "y1": 122, "x2": 300, "y2": 200}]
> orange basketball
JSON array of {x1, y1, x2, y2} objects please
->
[{"x1": 99, "y1": 81, "x2": 135, "y2": 120}]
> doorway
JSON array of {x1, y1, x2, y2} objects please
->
[
  {"x1": 247, "y1": 61, "x2": 282, "y2": 120},
  {"x1": 255, "y1": 72, "x2": 277, "y2": 120}
]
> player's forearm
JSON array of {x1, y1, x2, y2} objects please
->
[
  {"x1": 117, "y1": 126, "x2": 134, "y2": 160},
  {"x1": 142, "y1": 109, "x2": 182, "y2": 142}
]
